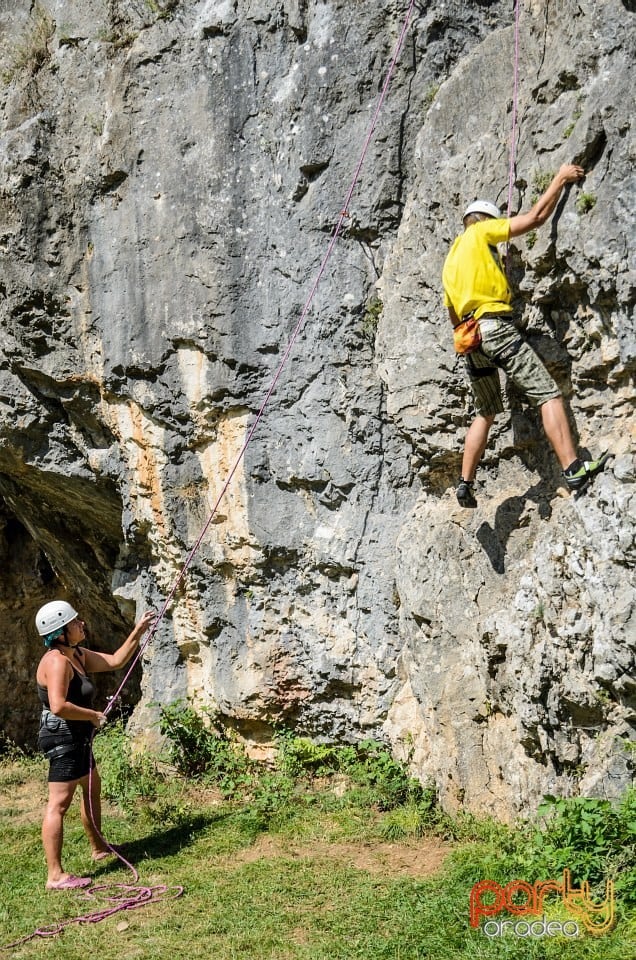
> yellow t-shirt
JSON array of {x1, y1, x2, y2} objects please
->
[{"x1": 442, "y1": 218, "x2": 512, "y2": 321}]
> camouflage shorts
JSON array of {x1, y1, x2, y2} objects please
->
[{"x1": 465, "y1": 314, "x2": 561, "y2": 417}]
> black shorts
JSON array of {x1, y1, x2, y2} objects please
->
[{"x1": 47, "y1": 741, "x2": 96, "y2": 783}]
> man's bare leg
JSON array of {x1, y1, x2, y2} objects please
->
[
  {"x1": 539, "y1": 396, "x2": 577, "y2": 469},
  {"x1": 461, "y1": 414, "x2": 496, "y2": 481}
]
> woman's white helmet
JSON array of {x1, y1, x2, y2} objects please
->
[
  {"x1": 36, "y1": 600, "x2": 78, "y2": 637},
  {"x1": 463, "y1": 200, "x2": 502, "y2": 220}
]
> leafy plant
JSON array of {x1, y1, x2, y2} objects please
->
[
  {"x1": 144, "y1": 0, "x2": 180, "y2": 20},
  {"x1": 85, "y1": 113, "x2": 104, "y2": 136},
  {"x1": 158, "y1": 700, "x2": 254, "y2": 796},
  {"x1": 338, "y1": 738, "x2": 428, "y2": 811},
  {"x1": 423, "y1": 83, "x2": 440, "y2": 109},
  {"x1": 250, "y1": 769, "x2": 298, "y2": 820},
  {"x1": 94, "y1": 720, "x2": 161, "y2": 809},
  {"x1": 360, "y1": 297, "x2": 383, "y2": 342},
  {"x1": 526, "y1": 230, "x2": 538, "y2": 249},
  {"x1": 564, "y1": 104, "x2": 583, "y2": 138},
  {"x1": 97, "y1": 29, "x2": 139, "y2": 50},
  {"x1": 277, "y1": 733, "x2": 352, "y2": 777},
  {"x1": 576, "y1": 192, "x2": 597, "y2": 214},
  {"x1": 531, "y1": 170, "x2": 555, "y2": 204},
  {"x1": 278, "y1": 735, "x2": 429, "y2": 812},
  {"x1": 518, "y1": 791, "x2": 636, "y2": 907}
]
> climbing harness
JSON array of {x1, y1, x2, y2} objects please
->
[
  {"x1": 38, "y1": 708, "x2": 78, "y2": 759},
  {"x1": 3, "y1": 2, "x2": 417, "y2": 950}
]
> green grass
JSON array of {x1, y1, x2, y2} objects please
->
[{"x1": 1, "y1": 736, "x2": 634, "y2": 959}]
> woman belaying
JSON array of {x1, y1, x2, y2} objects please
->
[{"x1": 35, "y1": 600, "x2": 154, "y2": 890}]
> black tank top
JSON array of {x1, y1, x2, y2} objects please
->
[
  {"x1": 38, "y1": 664, "x2": 95, "y2": 710},
  {"x1": 37, "y1": 657, "x2": 96, "y2": 744}
]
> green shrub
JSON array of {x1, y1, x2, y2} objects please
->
[
  {"x1": 530, "y1": 170, "x2": 555, "y2": 204},
  {"x1": 277, "y1": 734, "x2": 428, "y2": 812},
  {"x1": 144, "y1": 0, "x2": 180, "y2": 20},
  {"x1": 361, "y1": 297, "x2": 383, "y2": 342},
  {"x1": 564, "y1": 105, "x2": 583, "y2": 138},
  {"x1": 250, "y1": 769, "x2": 298, "y2": 820},
  {"x1": 277, "y1": 734, "x2": 353, "y2": 777},
  {"x1": 95, "y1": 720, "x2": 161, "y2": 809},
  {"x1": 338, "y1": 739, "x2": 427, "y2": 810},
  {"x1": 510, "y1": 791, "x2": 636, "y2": 908},
  {"x1": 158, "y1": 700, "x2": 254, "y2": 797},
  {"x1": 423, "y1": 83, "x2": 440, "y2": 109},
  {"x1": 576, "y1": 192, "x2": 597, "y2": 214}
]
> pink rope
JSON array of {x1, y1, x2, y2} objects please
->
[
  {"x1": 2, "y1": 884, "x2": 183, "y2": 950},
  {"x1": 4, "y1": 3, "x2": 416, "y2": 951},
  {"x1": 506, "y1": 0, "x2": 522, "y2": 216}
]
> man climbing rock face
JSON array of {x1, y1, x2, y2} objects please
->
[{"x1": 442, "y1": 163, "x2": 609, "y2": 508}]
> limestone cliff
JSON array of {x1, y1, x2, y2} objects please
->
[{"x1": 0, "y1": 0, "x2": 633, "y2": 818}]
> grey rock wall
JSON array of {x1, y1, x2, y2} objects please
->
[{"x1": 0, "y1": 0, "x2": 633, "y2": 817}]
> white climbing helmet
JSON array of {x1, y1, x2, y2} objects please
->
[
  {"x1": 35, "y1": 600, "x2": 78, "y2": 637},
  {"x1": 463, "y1": 200, "x2": 502, "y2": 221}
]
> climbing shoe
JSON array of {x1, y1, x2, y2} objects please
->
[
  {"x1": 456, "y1": 478, "x2": 477, "y2": 509},
  {"x1": 563, "y1": 452, "x2": 611, "y2": 497}
]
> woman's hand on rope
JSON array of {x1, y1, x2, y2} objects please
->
[{"x1": 91, "y1": 711, "x2": 108, "y2": 729}]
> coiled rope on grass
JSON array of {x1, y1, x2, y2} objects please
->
[{"x1": 3, "y1": 884, "x2": 183, "y2": 950}]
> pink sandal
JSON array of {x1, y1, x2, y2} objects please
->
[{"x1": 46, "y1": 874, "x2": 92, "y2": 891}]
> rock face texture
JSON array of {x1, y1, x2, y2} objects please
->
[{"x1": 0, "y1": 0, "x2": 633, "y2": 817}]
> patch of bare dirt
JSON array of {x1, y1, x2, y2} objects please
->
[
  {"x1": 225, "y1": 834, "x2": 450, "y2": 878},
  {"x1": 0, "y1": 764, "x2": 48, "y2": 824},
  {"x1": 186, "y1": 783, "x2": 225, "y2": 806}
]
